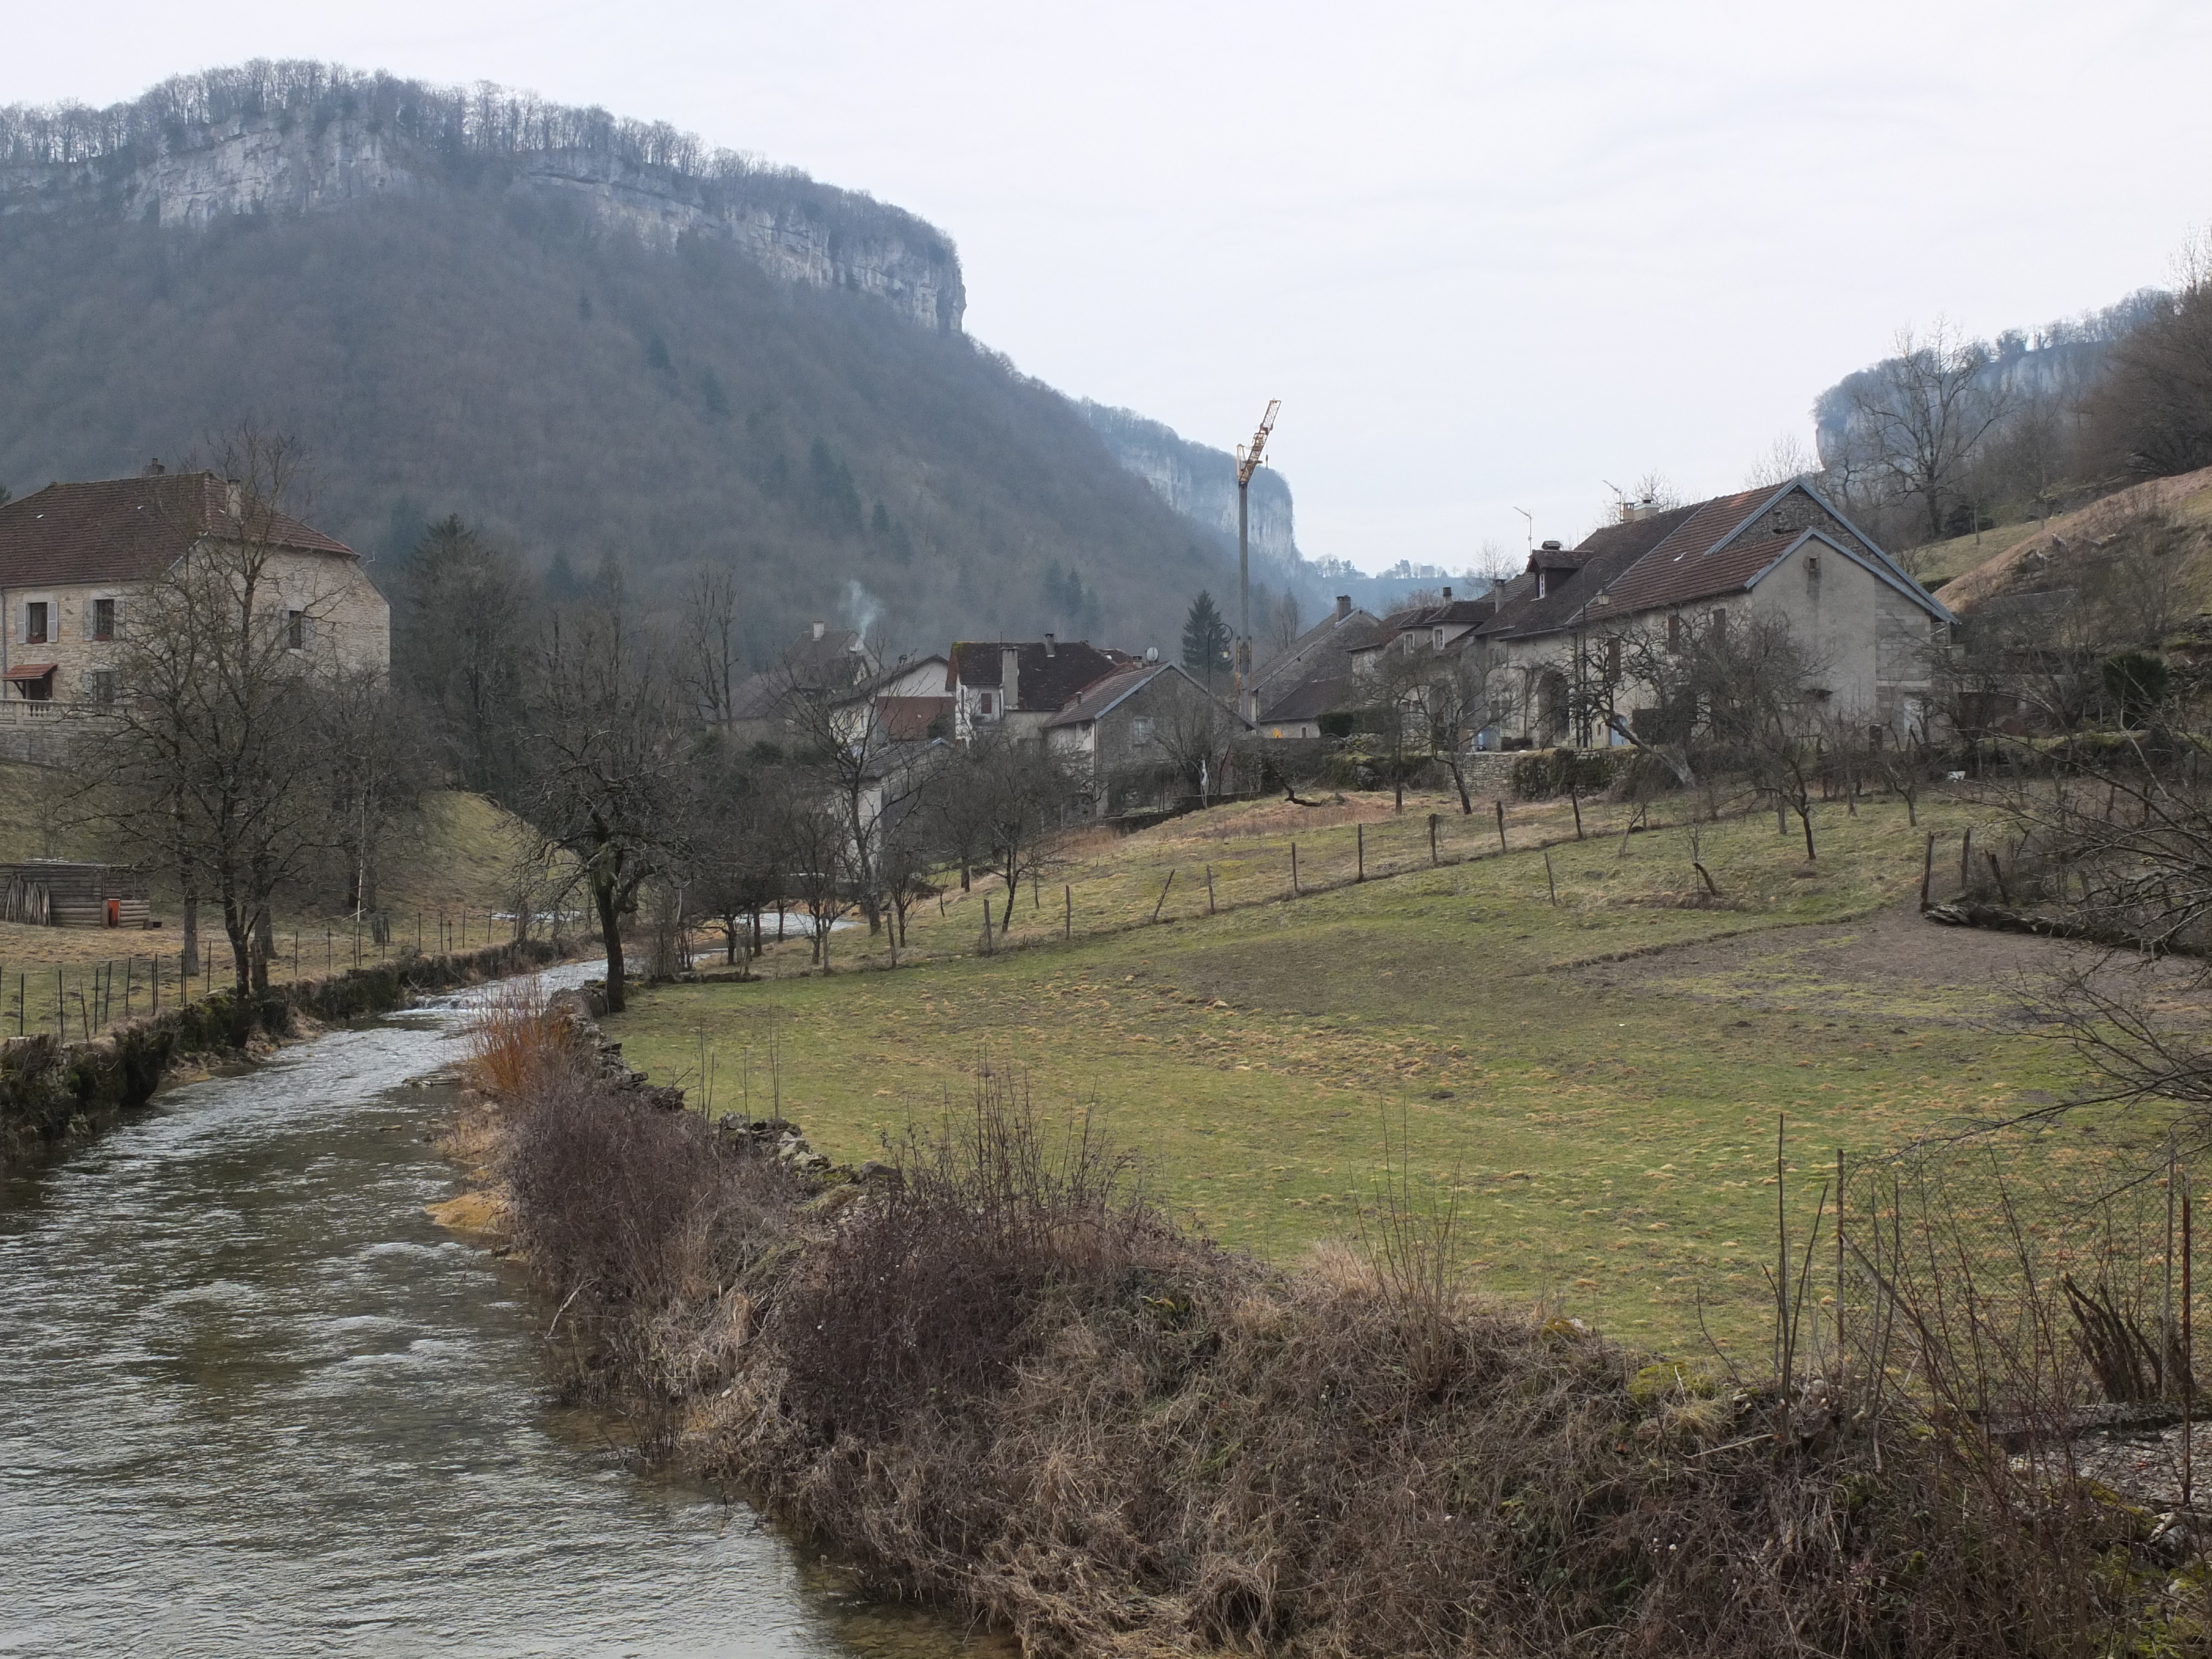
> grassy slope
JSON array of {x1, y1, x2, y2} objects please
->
[
  {"x1": 607, "y1": 787, "x2": 2128, "y2": 1353},
  {"x1": 0, "y1": 761, "x2": 539, "y2": 1007}
]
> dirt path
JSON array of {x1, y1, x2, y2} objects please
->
[{"x1": 1568, "y1": 897, "x2": 2138, "y2": 1027}]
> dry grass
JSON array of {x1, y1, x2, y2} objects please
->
[{"x1": 488, "y1": 1051, "x2": 2183, "y2": 1657}]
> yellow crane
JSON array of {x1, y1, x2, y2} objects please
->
[{"x1": 1234, "y1": 399, "x2": 1281, "y2": 722}]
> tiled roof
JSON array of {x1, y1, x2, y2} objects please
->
[
  {"x1": 1044, "y1": 664, "x2": 1165, "y2": 727},
  {"x1": 1261, "y1": 673, "x2": 1354, "y2": 723},
  {"x1": 1598, "y1": 530, "x2": 1803, "y2": 614},
  {"x1": 949, "y1": 639, "x2": 1123, "y2": 711},
  {"x1": 1251, "y1": 609, "x2": 1384, "y2": 703},
  {"x1": 0, "y1": 473, "x2": 354, "y2": 589}
]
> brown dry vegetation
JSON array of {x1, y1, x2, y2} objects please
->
[{"x1": 466, "y1": 1001, "x2": 2200, "y2": 1659}]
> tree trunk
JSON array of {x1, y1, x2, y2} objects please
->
[
  {"x1": 1451, "y1": 763, "x2": 1472, "y2": 815},
  {"x1": 1001, "y1": 865, "x2": 1021, "y2": 932},
  {"x1": 180, "y1": 890, "x2": 199, "y2": 975},
  {"x1": 252, "y1": 902, "x2": 274, "y2": 995},
  {"x1": 1799, "y1": 804, "x2": 1817, "y2": 862},
  {"x1": 595, "y1": 878, "x2": 627, "y2": 1014}
]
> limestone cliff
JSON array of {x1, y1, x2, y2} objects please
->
[
  {"x1": 1078, "y1": 400, "x2": 1306, "y2": 582},
  {"x1": 0, "y1": 64, "x2": 963, "y2": 332}
]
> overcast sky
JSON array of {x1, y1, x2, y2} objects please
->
[{"x1": 7, "y1": 1, "x2": 2209, "y2": 572}]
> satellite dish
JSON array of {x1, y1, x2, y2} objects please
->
[{"x1": 1145, "y1": 646, "x2": 1159, "y2": 664}]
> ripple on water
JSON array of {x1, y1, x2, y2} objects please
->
[{"x1": 0, "y1": 963, "x2": 996, "y2": 1659}]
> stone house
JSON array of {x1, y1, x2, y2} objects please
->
[
  {"x1": 0, "y1": 471, "x2": 389, "y2": 722},
  {"x1": 1253, "y1": 596, "x2": 1384, "y2": 739},
  {"x1": 1469, "y1": 481, "x2": 1954, "y2": 747},
  {"x1": 947, "y1": 636, "x2": 1127, "y2": 743},
  {"x1": 1045, "y1": 661, "x2": 1254, "y2": 816}
]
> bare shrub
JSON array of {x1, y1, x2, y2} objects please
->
[
  {"x1": 458, "y1": 975, "x2": 575, "y2": 1098},
  {"x1": 772, "y1": 1065, "x2": 1197, "y2": 1440},
  {"x1": 503, "y1": 1068, "x2": 797, "y2": 1403}
]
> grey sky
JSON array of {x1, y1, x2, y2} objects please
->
[{"x1": 7, "y1": 1, "x2": 2209, "y2": 571}]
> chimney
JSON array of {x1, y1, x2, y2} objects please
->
[
  {"x1": 1442, "y1": 586, "x2": 1452, "y2": 602},
  {"x1": 1335, "y1": 595, "x2": 1352, "y2": 620},
  {"x1": 1042, "y1": 632, "x2": 1056, "y2": 656},
  {"x1": 1000, "y1": 645, "x2": 1022, "y2": 710},
  {"x1": 812, "y1": 619, "x2": 826, "y2": 640},
  {"x1": 140, "y1": 457, "x2": 164, "y2": 477}
]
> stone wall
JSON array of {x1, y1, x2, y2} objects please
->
[{"x1": 0, "y1": 935, "x2": 571, "y2": 1170}]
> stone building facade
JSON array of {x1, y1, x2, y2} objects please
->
[{"x1": 0, "y1": 472, "x2": 389, "y2": 723}]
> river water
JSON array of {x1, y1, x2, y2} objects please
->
[{"x1": 0, "y1": 969, "x2": 984, "y2": 1658}]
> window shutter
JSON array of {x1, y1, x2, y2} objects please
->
[
  {"x1": 84, "y1": 598, "x2": 94, "y2": 640},
  {"x1": 111, "y1": 598, "x2": 124, "y2": 639}
]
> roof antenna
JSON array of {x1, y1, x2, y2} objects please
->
[{"x1": 1512, "y1": 507, "x2": 1533, "y2": 552}]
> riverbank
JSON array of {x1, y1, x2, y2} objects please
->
[
  {"x1": 0, "y1": 935, "x2": 576, "y2": 1170},
  {"x1": 461, "y1": 1001, "x2": 2195, "y2": 1658}
]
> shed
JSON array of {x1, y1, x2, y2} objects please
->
[{"x1": 0, "y1": 861, "x2": 152, "y2": 928}]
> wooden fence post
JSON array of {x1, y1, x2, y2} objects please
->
[
  {"x1": 1919, "y1": 832, "x2": 1935, "y2": 911},
  {"x1": 1206, "y1": 864, "x2": 1217, "y2": 914},
  {"x1": 1429, "y1": 813, "x2": 1439, "y2": 865},
  {"x1": 1958, "y1": 827, "x2": 1972, "y2": 894},
  {"x1": 1357, "y1": 823, "x2": 1365, "y2": 883},
  {"x1": 1152, "y1": 869, "x2": 1177, "y2": 922},
  {"x1": 1543, "y1": 851, "x2": 1558, "y2": 906},
  {"x1": 1291, "y1": 842, "x2": 1300, "y2": 896},
  {"x1": 1065, "y1": 885, "x2": 1072, "y2": 940},
  {"x1": 1495, "y1": 799, "x2": 1508, "y2": 853}
]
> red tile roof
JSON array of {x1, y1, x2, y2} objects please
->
[
  {"x1": 0, "y1": 473, "x2": 356, "y2": 589},
  {"x1": 1598, "y1": 530, "x2": 1802, "y2": 614}
]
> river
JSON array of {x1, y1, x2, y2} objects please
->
[{"x1": 0, "y1": 967, "x2": 985, "y2": 1658}]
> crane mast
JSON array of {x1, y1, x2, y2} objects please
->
[{"x1": 1234, "y1": 399, "x2": 1280, "y2": 724}]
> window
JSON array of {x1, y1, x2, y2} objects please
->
[
  {"x1": 978, "y1": 691, "x2": 994, "y2": 717},
  {"x1": 92, "y1": 598, "x2": 115, "y2": 641},
  {"x1": 285, "y1": 609, "x2": 306, "y2": 650},
  {"x1": 1666, "y1": 613, "x2": 1682, "y2": 652},
  {"x1": 1805, "y1": 555, "x2": 1821, "y2": 578},
  {"x1": 1709, "y1": 609, "x2": 1727, "y2": 639},
  {"x1": 88, "y1": 670, "x2": 117, "y2": 707},
  {"x1": 1604, "y1": 637, "x2": 1621, "y2": 679},
  {"x1": 1130, "y1": 717, "x2": 1155, "y2": 747},
  {"x1": 1432, "y1": 628, "x2": 1445, "y2": 650},
  {"x1": 25, "y1": 601, "x2": 48, "y2": 644}
]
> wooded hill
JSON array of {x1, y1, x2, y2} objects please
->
[{"x1": 0, "y1": 64, "x2": 1281, "y2": 660}]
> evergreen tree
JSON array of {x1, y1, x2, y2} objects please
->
[{"x1": 1182, "y1": 591, "x2": 1232, "y2": 690}]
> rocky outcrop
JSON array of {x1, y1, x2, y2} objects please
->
[
  {"x1": 1079, "y1": 399, "x2": 1303, "y2": 573},
  {"x1": 0, "y1": 70, "x2": 963, "y2": 332}
]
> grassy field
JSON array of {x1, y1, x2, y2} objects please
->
[
  {"x1": 603, "y1": 784, "x2": 2161, "y2": 1355},
  {"x1": 0, "y1": 761, "x2": 545, "y2": 1037}
]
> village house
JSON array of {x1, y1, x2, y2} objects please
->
[
  {"x1": 1345, "y1": 587, "x2": 1501, "y2": 681},
  {"x1": 1252, "y1": 596, "x2": 1384, "y2": 739},
  {"x1": 946, "y1": 635, "x2": 1128, "y2": 743},
  {"x1": 724, "y1": 619, "x2": 879, "y2": 750},
  {"x1": 1469, "y1": 480, "x2": 1954, "y2": 748},
  {"x1": 0, "y1": 470, "x2": 389, "y2": 727},
  {"x1": 1044, "y1": 660, "x2": 1254, "y2": 816}
]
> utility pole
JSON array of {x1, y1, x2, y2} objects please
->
[{"x1": 1234, "y1": 399, "x2": 1281, "y2": 724}]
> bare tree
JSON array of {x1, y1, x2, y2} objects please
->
[
  {"x1": 677, "y1": 566, "x2": 743, "y2": 725},
  {"x1": 1395, "y1": 641, "x2": 1515, "y2": 813},
  {"x1": 964, "y1": 735, "x2": 1078, "y2": 933},
  {"x1": 514, "y1": 607, "x2": 686, "y2": 1012},
  {"x1": 1744, "y1": 432, "x2": 1818, "y2": 489},
  {"x1": 315, "y1": 666, "x2": 425, "y2": 943},
  {"x1": 1845, "y1": 319, "x2": 2016, "y2": 546},
  {"x1": 95, "y1": 428, "x2": 346, "y2": 1003},
  {"x1": 393, "y1": 515, "x2": 532, "y2": 794}
]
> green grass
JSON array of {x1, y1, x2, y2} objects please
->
[{"x1": 607, "y1": 789, "x2": 2131, "y2": 1355}]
